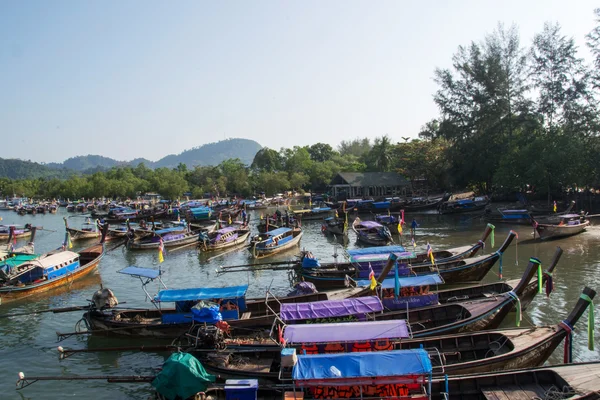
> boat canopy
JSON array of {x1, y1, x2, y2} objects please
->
[
  {"x1": 356, "y1": 220, "x2": 382, "y2": 229},
  {"x1": 292, "y1": 349, "x2": 432, "y2": 384},
  {"x1": 118, "y1": 266, "x2": 162, "y2": 280},
  {"x1": 154, "y1": 285, "x2": 249, "y2": 302},
  {"x1": 284, "y1": 320, "x2": 410, "y2": 344},
  {"x1": 356, "y1": 273, "x2": 443, "y2": 289},
  {"x1": 264, "y1": 227, "x2": 291, "y2": 237},
  {"x1": 561, "y1": 214, "x2": 581, "y2": 219},
  {"x1": 215, "y1": 227, "x2": 236, "y2": 234},
  {"x1": 154, "y1": 227, "x2": 185, "y2": 235},
  {"x1": 348, "y1": 246, "x2": 406, "y2": 256},
  {"x1": 280, "y1": 296, "x2": 383, "y2": 322}
]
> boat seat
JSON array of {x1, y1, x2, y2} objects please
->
[
  {"x1": 481, "y1": 383, "x2": 545, "y2": 400},
  {"x1": 240, "y1": 312, "x2": 251, "y2": 320},
  {"x1": 284, "y1": 392, "x2": 304, "y2": 400}
]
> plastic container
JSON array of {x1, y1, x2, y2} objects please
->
[{"x1": 224, "y1": 379, "x2": 259, "y2": 400}]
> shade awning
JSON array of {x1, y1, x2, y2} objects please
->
[
  {"x1": 292, "y1": 349, "x2": 432, "y2": 382},
  {"x1": 284, "y1": 320, "x2": 410, "y2": 343},
  {"x1": 280, "y1": 296, "x2": 382, "y2": 322},
  {"x1": 118, "y1": 266, "x2": 161, "y2": 280},
  {"x1": 154, "y1": 285, "x2": 249, "y2": 302},
  {"x1": 356, "y1": 273, "x2": 443, "y2": 289}
]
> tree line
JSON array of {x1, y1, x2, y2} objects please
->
[{"x1": 4, "y1": 10, "x2": 600, "y2": 200}]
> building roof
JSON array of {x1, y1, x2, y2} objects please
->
[{"x1": 331, "y1": 172, "x2": 409, "y2": 187}]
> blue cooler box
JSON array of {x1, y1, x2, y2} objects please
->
[{"x1": 225, "y1": 379, "x2": 258, "y2": 400}]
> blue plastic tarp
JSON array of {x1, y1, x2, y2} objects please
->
[
  {"x1": 118, "y1": 266, "x2": 161, "y2": 279},
  {"x1": 293, "y1": 349, "x2": 431, "y2": 382},
  {"x1": 264, "y1": 227, "x2": 291, "y2": 236},
  {"x1": 347, "y1": 246, "x2": 406, "y2": 256},
  {"x1": 192, "y1": 306, "x2": 222, "y2": 323},
  {"x1": 356, "y1": 273, "x2": 443, "y2": 289},
  {"x1": 154, "y1": 285, "x2": 248, "y2": 302}
]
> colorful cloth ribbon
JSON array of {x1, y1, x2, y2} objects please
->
[
  {"x1": 529, "y1": 257, "x2": 542, "y2": 294},
  {"x1": 507, "y1": 291, "x2": 521, "y2": 327},
  {"x1": 559, "y1": 320, "x2": 574, "y2": 363},
  {"x1": 488, "y1": 223, "x2": 495, "y2": 248},
  {"x1": 545, "y1": 271, "x2": 553, "y2": 297},
  {"x1": 580, "y1": 293, "x2": 595, "y2": 351}
]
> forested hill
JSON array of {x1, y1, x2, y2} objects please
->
[{"x1": 0, "y1": 139, "x2": 263, "y2": 178}]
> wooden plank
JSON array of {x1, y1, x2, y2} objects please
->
[
  {"x1": 481, "y1": 388, "x2": 510, "y2": 400},
  {"x1": 500, "y1": 385, "x2": 533, "y2": 400},
  {"x1": 517, "y1": 383, "x2": 546, "y2": 399}
]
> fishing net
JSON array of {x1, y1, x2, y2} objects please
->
[{"x1": 91, "y1": 288, "x2": 118, "y2": 309}]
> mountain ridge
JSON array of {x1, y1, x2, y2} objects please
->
[{"x1": 0, "y1": 138, "x2": 263, "y2": 179}]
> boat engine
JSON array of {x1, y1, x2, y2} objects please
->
[
  {"x1": 90, "y1": 287, "x2": 119, "y2": 310},
  {"x1": 185, "y1": 324, "x2": 225, "y2": 350}
]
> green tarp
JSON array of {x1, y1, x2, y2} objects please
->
[{"x1": 152, "y1": 353, "x2": 216, "y2": 400}]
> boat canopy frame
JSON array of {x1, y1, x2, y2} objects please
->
[{"x1": 117, "y1": 266, "x2": 166, "y2": 306}]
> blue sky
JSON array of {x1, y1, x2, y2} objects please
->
[{"x1": 1, "y1": 1, "x2": 597, "y2": 163}]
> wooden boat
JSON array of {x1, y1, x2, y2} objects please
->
[
  {"x1": 534, "y1": 213, "x2": 590, "y2": 240},
  {"x1": 321, "y1": 217, "x2": 346, "y2": 235},
  {"x1": 0, "y1": 227, "x2": 37, "y2": 256},
  {"x1": 298, "y1": 230, "x2": 515, "y2": 290},
  {"x1": 127, "y1": 227, "x2": 201, "y2": 250},
  {"x1": 438, "y1": 195, "x2": 490, "y2": 214},
  {"x1": 257, "y1": 213, "x2": 296, "y2": 233},
  {"x1": 198, "y1": 226, "x2": 251, "y2": 252},
  {"x1": 484, "y1": 200, "x2": 576, "y2": 225},
  {"x1": 249, "y1": 227, "x2": 303, "y2": 259},
  {"x1": 374, "y1": 213, "x2": 401, "y2": 234},
  {"x1": 64, "y1": 217, "x2": 102, "y2": 241},
  {"x1": 0, "y1": 225, "x2": 107, "y2": 304},
  {"x1": 292, "y1": 207, "x2": 333, "y2": 221},
  {"x1": 78, "y1": 275, "x2": 330, "y2": 339},
  {"x1": 402, "y1": 195, "x2": 446, "y2": 211},
  {"x1": 193, "y1": 286, "x2": 594, "y2": 382},
  {"x1": 351, "y1": 217, "x2": 393, "y2": 246},
  {"x1": 0, "y1": 224, "x2": 33, "y2": 241}
]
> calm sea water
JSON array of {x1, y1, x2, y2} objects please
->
[{"x1": 1, "y1": 208, "x2": 599, "y2": 399}]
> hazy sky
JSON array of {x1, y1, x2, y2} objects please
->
[{"x1": 1, "y1": 1, "x2": 598, "y2": 163}]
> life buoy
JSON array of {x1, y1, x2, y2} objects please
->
[
  {"x1": 351, "y1": 341, "x2": 372, "y2": 352},
  {"x1": 301, "y1": 344, "x2": 319, "y2": 354}
]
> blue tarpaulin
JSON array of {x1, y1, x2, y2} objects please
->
[
  {"x1": 118, "y1": 266, "x2": 161, "y2": 279},
  {"x1": 154, "y1": 285, "x2": 248, "y2": 302},
  {"x1": 356, "y1": 274, "x2": 443, "y2": 289},
  {"x1": 264, "y1": 227, "x2": 291, "y2": 237},
  {"x1": 292, "y1": 349, "x2": 432, "y2": 382},
  {"x1": 347, "y1": 246, "x2": 406, "y2": 256}
]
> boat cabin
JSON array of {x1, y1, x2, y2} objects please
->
[
  {"x1": 209, "y1": 227, "x2": 238, "y2": 244},
  {"x1": 279, "y1": 296, "x2": 383, "y2": 325},
  {"x1": 0, "y1": 251, "x2": 80, "y2": 285},
  {"x1": 558, "y1": 214, "x2": 585, "y2": 226},
  {"x1": 257, "y1": 227, "x2": 293, "y2": 248},
  {"x1": 153, "y1": 285, "x2": 249, "y2": 324}
]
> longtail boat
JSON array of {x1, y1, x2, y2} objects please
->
[
  {"x1": 0, "y1": 224, "x2": 33, "y2": 241},
  {"x1": 291, "y1": 207, "x2": 333, "y2": 221},
  {"x1": 321, "y1": 217, "x2": 346, "y2": 235},
  {"x1": 351, "y1": 217, "x2": 393, "y2": 246},
  {"x1": 127, "y1": 226, "x2": 201, "y2": 250},
  {"x1": 198, "y1": 226, "x2": 251, "y2": 252},
  {"x1": 192, "y1": 286, "x2": 594, "y2": 381},
  {"x1": 0, "y1": 224, "x2": 107, "y2": 304},
  {"x1": 298, "y1": 230, "x2": 516, "y2": 290},
  {"x1": 0, "y1": 226, "x2": 36, "y2": 256},
  {"x1": 64, "y1": 217, "x2": 101, "y2": 241},
  {"x1": 249, "y1": 227, "x2": 303, "y2": 259},
  {"x1": 533, "y1": 213, "x2": 590, "y2": 240}
]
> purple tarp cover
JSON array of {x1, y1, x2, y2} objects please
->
[
  {"x1": 283, "y1": 320, "x2": 410, "y2": 343},
  {"x1": 280, "y1": 296, "x2": 383, "y2": 322},
  {"x1": 356, "y1": 220, "x2": 383, "y2": 229}
]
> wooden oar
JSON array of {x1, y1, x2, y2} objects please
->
[
  {"x1": 16, "y1": 372, "x2": 155, "y2": 390},
  {"x1": 219, "y1": 259, "x2": 297, "y2": 269},
  {"x1": 58, "y1": 344, "x2": 178, "y2": 359},
  {"x1": 0, "y1": 305, "x2": 90, "y2": 319}
]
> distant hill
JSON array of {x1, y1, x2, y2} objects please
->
[
  {"x1": 0, "y1": 158, "x2": 73, "y2": 179},
  {"x1": 43, "y1": 138, "x2": 262, "y2": 172}
]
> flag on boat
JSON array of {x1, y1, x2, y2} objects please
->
[
  {"x1": 158, "y1": 237, "x2": 165, "y2": 263},
  {"x1": 228, "y1": 215, "x2": 232, "y2": 225},
  {"x1": 335, "y1": 210, "x2": 338, "y2": 218},
  {"x1": 67, "y1": 233, "x2": 73, "y2": 249},
  {"x1": 369, "y1": 263, "x2": 377, "y2": 290},
  {"x1": 397, "y1": 219, "x2": 402, "y2": 235},
  {"x1": 427, "y1": 242, "x2": 434, "y2": 265},
  {"x1": 411, "y1": 237, "x2": 416, "y2": 248},
  {"x1": 553, "y1": 201, "x2": 557, "y2": 213}
]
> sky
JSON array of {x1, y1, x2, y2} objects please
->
[{"x1": 1, "y1": 1, "x2": 598, "y2": 163}]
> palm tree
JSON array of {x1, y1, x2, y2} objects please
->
[{"x1": 372, "y1": 135, "x2": 393, "y2": 172}]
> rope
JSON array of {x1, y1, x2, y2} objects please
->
[
  {"x1": 489, "y1": 224, "x2": 495, "y2": 248},
  {"x1": 498, "y1": 252, "x2": 503, "y2": 279},
  {"x1": 545, "y1": 271, "x2": 554, "y2": 297}
]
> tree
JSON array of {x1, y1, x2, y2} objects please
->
[
  {"x1": 251, "y1": 148, "x2": 282, "y2": 172},
  {"x1": 338, "y1": 138, "x2": 371, "y2": 157},
  {"x1": 308, "y1": 143, "x2": 336, "y2": 162}
]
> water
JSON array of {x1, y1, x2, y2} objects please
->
[{"x1": 1, "y1": 209, "x2": 599, "y2": 399}]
